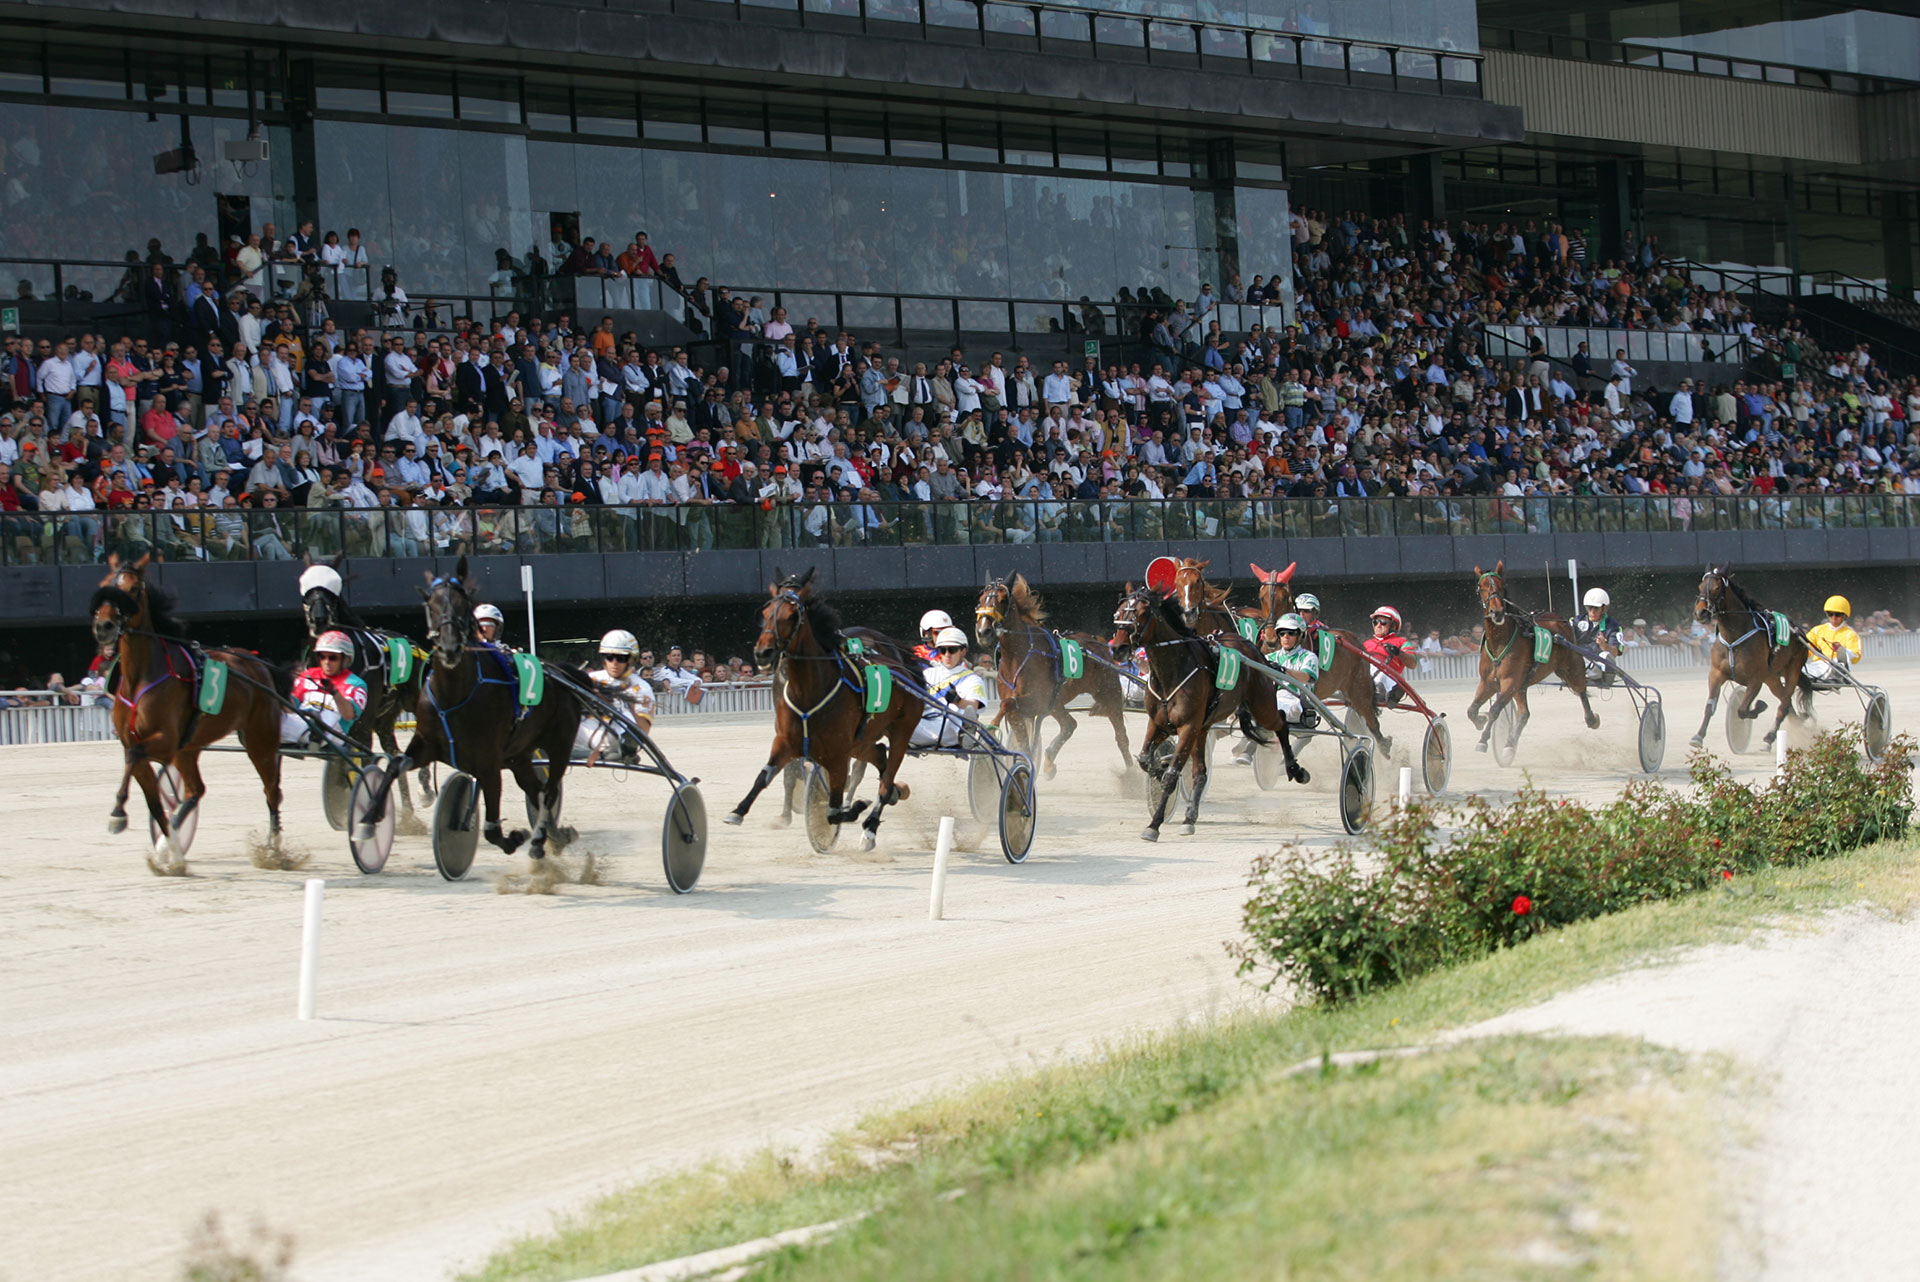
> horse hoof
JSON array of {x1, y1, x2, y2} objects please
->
[
  {"x1": 1179, "y1": 823, "x2": 1195, "y2": 836},
  {"x1": 771, "y1": 813, "x2": 791, "y2": 828},
  {"x1": 501, "y1": 829, "x2": 528, "y2": 855},
  {"x1": 1043, "y1": 759, "x2": 1058, "y2": 780},
  {"x1": 860, "y1": 832, "x2": 877, "y2": 852},
  {"x1": 722, "y1": 812, "x2": 745, "y2": 826},
  {"x1": 1586, "y1": 716, "x2": 1601, "y2": 730},
  {"x1": 1289, "y1": 766, "x2": 1310, "y2": 785},
  {"x1": 1475, "y1": 741, "x2": 1489, "y2": 753},
  {"x1": 107, "y1": 815, "x2": 128, "y2": 835},
  {"x1": 1140, "y1": 828, "x2": 1160, "y2": 843},
  {"x1": 1688, "y1": 735, "x2": 1705, "y2": 749}
]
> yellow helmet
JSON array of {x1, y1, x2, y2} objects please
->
[{"x1": 1824, "y1": 595, "x2": 1851, "y2": 616}]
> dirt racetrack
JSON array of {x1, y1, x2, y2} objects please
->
[{"x1": 3, "y1": 660, "x2": 1905, "y2": 1282}]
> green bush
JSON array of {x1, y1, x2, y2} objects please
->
[{"x1": 1232, "y1": 730, "x2": 1916, "y2": 1005}]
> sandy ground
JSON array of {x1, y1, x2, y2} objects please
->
[
  {"x1": 1472, "y1": 910, "x2": 1920, "y2": 1282},
  {"x1": 2, "y1": 659, "x2": 1909, "y2": 1282}
]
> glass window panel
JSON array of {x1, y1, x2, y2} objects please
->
[
  {"x1": 984, "y1": 3, "x2": 1035, "y2": 37},
  {"x1": 768, "y1": 98, "x2": 827, "y2": 150},
  {"x1": 525, "y1": 81, "x2": 571, "y2": 133},
  {"x1": 578, "y1": 89, "x2": 637, "y2": 138},
  {"x1": 386, "y1": 69, "x2": 453, "y2": 120},
  {"x1": 1057, "y1": 127, "x2": 1106, "y2": 172},
  {"x1": 383, "y1": 125, "x2": 468, "y2": 291},
  {"x1": 926, "y1": 0, "x2": 980, "y2": 29},
  {"x1": 887, "y1": 165, "x2": 947, "y2": 295},
  {"x1": 769, "y1": 157, "x2": 836, "y2": 286},
  {"x1": 461, "y1": 130, "x2": 535, "y2": 287},
  {"x1": 50, "y1": 45, "x2": 126, "y2": 100},
  {"x1": 826, "y1": 161, "x2": 896, "y2": 294},
  {"x1": 315, "y1": 119, "x2": 395, "y2": 287},
  {"x1": 888, "y1": 108, "x2": 944, "y2": 161},
  {"x1": 205, "y1": 54, "x2": 253, "y2": 109},
  {"x1": 459, "y1": 74, "x2": 520, "y2": 124},
  {"x1": 642, "y1": 150, "x2": 719, "y2": 283},
  {"x1": 827, "y1": 106, "x2": 885, "y2": 155},
  {"x1": 0, "y1": 46, "x2": 42, "y2": 95},
  {"x1": 949, "y1": 170, "x2": 1009, "y2": 295},
  {"x1": 945, "y1": 114, "x2": 999, "y2": 164},
  {"x1": 1002, "y1": 123, "x2": 1052, "y2": 168},
  {"x1": 315, "y1": 62, "x2": 382, "y2": 114},
  {"x1": 706, "y1": 96, "x2": 766, "y2": 148}
]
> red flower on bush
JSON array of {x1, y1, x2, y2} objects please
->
[
  {"x1": 1512, "y1": 895, "x2": 1533, "y2": 916},
  {"x1": 1722, "y1": 869, "x2": 1734, "y2": 881},
  {"x1": 1712, "y1": 838, "x2": 1723, "y2": 849}
]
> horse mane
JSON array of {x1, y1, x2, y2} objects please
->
[
  {"x1": 1721, "y1": 575, "x2": 1768, "y2": 615},
  {"x1": 311, "y1": 586, "x2": 368, "y2": 629},
  {"x1": 1009, "y1": 576, "x2": 1047, "y2": 623},
  {"x1": 89, "y1": 581, "x2": 190, "y2": 639},
  {"x1": 1152, "y1": 592, "x2": 1196, "y2": 637},
  {"x1": 775, "y1": 580, "x2": 842, "y2": 648}
]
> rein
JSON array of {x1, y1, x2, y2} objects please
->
[{"x1": 765, "y1": 592, "x2": 866, "y2": 763}]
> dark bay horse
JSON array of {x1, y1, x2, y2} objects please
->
[
  {"x1": 1691, "y1": 565, "x2": 1809, "y2": 750},
  {"x1": 1465, "y1": 561, "x2": 1597, "y2": 756},
  {"x1": 725, "y1": 567, "x2": 924, "y2": 851},
  {"x1": 1237, "y1": 561, "x2": 1390, "y2": 754},
  {"x1": 975, "y1": 573, "x2": 1130, "y2": 778},
  {"x1": 1111, "y1": 583, "x2": 1305, "y2": 842},
  {"x1": 299, "y1": 555, "x2": 434, "y2": 812},
  {"x1": 401, "y1": 557, "x2": 582, "y2": 862},
  {"x1": 89, "y1": 552, "x2": 286, "y2": 871}
]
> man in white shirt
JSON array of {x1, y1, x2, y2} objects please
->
[
  {"x1": 386, "y1": 398, "x2": 424, "y2": 449},
  {"x1": 1609, "y1": 350, "x2": 1637, "y2": 396},
  {"x1": 382, "y1": 335, "x2": 418, "y2": 424},
  {"x1": 1042, "y1": 361, "x2": 1074, "y2": 408},
  {"x1": 36, "y1": 339, "x2": 78, "y2": 432},
  {"x1": 1668, "y1": 379, "x2": 1695, "y2": 426}
]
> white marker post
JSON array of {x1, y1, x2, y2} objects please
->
[
  {"x1": 1776, "y1": 732, "x2": 1789, "y2": 780},
  {"x1": 1568, "y1": 558, "x2": 1580, "y2": 611},
  {"x1": 520, "y1": 563, "x2": 537, "y2": 651},
  {"x1": 297, "y1": 878, "x2": 324, "y2": 1020},
  {"x1": 928, "y1": 815, "x2": 955, "y2": 921},
  {"x1": 1398, "y1": 766, "x2": 1413, "y2": 806}
]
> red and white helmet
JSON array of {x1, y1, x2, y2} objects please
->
[
  {"x1": 1369, "y1": 606, "x2": 1403, "y2": 628},
  {"x1": 313, "y1": 631, "x2": 354, "y2": 657}
]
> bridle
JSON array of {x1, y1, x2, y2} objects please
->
[
  {"x1": 975, "y1": 579, "x2": 1009, "y2": 641},
  {"x1": 757, "y1": 588, "x2": 815, "y2": 665},
  {"x1": 302, "y1": 587, "x2": 341, "y2": 637},
  {"x1": 1695, "y1": 571, "x2": 1729, "y2": 623},
  {"x1": 424, "y1": 575, "x2": 472, "y2": 667},
  {"x1": 1476, "y1": 570, "x2": 1510, "y2": 627}
]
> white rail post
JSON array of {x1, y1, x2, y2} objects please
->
[
  {"x1": 297, "y1": 878, "x2": 324, "y2": 1020},
  {"x1": 1776, "y1": 732, "x2": 1789, "y2": 781},
  {"x1": 929, "y1": 816, "x2": 956, "y2": 921},
  {"x1": 1398, "y1": 766, "x2": 1413, "y2": 806},
  {"x1": 520, "y1": 564, "x2": 537, "y2": 651}
]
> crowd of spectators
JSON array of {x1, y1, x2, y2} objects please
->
[{"x1": 3, "y1": 207, "x2": 1920, "y2": 567}]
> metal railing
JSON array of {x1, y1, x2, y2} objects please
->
[
  {"x1": 590, "y1": 0, "x2": 1483, "y2": 93},
  {"x1": 1480, "y1": 25, "x2": 1911, "y2": 94},
  {"x1": 1483, "y1": 323, "x2": 1752, "y2": 367},
  {"x1": 0, "y1": 694, "x2": 114, "y2": 745},
  {"x1": 0, "y1": 255, "x2": 380, "y2": 325},
  {"x1": 11, "y1": 493, "x2": 1920, "y2": 566}
]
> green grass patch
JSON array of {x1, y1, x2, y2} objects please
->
[{"x1": 463, "y1": 838, "x2": 1920, "y2": 1282}]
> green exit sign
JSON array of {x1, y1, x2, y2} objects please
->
[{"x1": 0, "y1": 307, "x2": 17, "y2": 333}]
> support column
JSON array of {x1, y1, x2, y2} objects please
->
[
  {"x1": 1197, "y1": 139, "x2": 1238, "y2": 292},
  {"x1": 285, "y1": 55, "x2": 319, "y2": 232},
  {"x1": 1883, "y1": 191, "x2": 1914, "y2": 299},
  {"x1": 1596, "y1": 159, "x2": 1633, "y2": 261},
  {"x1": 1410, "y1": 153, "x2": 1446, "y2": 225}
]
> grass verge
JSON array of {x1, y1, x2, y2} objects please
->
[{"x1": 462, "y1": 837, "x2": 1920, "y2": 1282}]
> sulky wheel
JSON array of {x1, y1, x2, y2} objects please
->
[
  {"x1": 348, "y1": 759, "x2": 397, "y2": 875},
  {"x1": 998, "y1": 758, "x2": 1037, "y2": 865},
  {"x1": 1490, "y1": 703, "x2": 1519, "y2": 768},
  {"x1": 1253, "y1": 737, "x2": 1286, "y2": 791},
  {"x1": 431, "y1": 769, "x2": 479, "y2": 881},
  {"x1": 1421, "y1": 716, "x2": 1452, "y2": 794},
  {"x1": 1638, "y1": 701, "x2": 1667, "y2": 775},
  {"x1": 1724, "y1": 685, "x2": 1757, "y2": 755},
  {"x1": 146, "y1": 763, "x2": 200, "y2": 856},
  {"x1": 803, "y1": 762, "x2": 841, "y2": 854},
  {"x1": 321, "y1": 755, "x2": 353, "y2": 832},
  {"x1": 1338, "y1": 742, "x2": 1375, "y2": 836},
  {"x1": 967, "y1": 751, "x2": 1002, "y2": 824},
  {"x1": 1864, "y1": 691, "x2": 1892, "y2": 763},
  {"x1": 661, "y1": 781, "x2": 707, "y2": 893}
]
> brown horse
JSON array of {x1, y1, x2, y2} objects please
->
[
  {"x1": 1169, "y1": 557, "x2": 1245, "y2": 640},
  {"x1": 1201, "y1": 558, "x2": 1393, "y2": 756},
  {"x1": 1465, "y1": 561, "x2": 1597, "y2": 756},
  {"x1": 725, "y1": 567, "x2": 924, "y2": 851},
  {"x1": 1690, "y1": 565, "x2": 1809, "y2": 750},
  {"x1": 975, "y1": 573, "x2": 1131, "y2": 778},
  {"x1": 1111, "y1": 583, "x2": 1305, "y2": 842},
  {"x1": 89, "y1": 552, "x2": 286, "y2": 872}
]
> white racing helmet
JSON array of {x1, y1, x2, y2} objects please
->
[
  {"x1": 920, "y1": 609, "x2": 955, "y2": 635},
  {"x1": 1296, "y1": 593, "x2": 1321, "y2": 613},
  {"x1": 473, "y1": 604, "x2": 505, "y2": 627},
  {"x1": 298, "y1": 564, "x2": 344, "y2": 598},
  {"x1": 312, "y1": 630, "x2": 353, "y2": 657},
  {"x1": 1275, "y1": 612, "x2": 1306, "y2": 633},
  {"x1": 1583, "y1": 587, "x2": 1610, "y2": 610},
  {"x1": 599, "y1": 629, "x2": 639, "y2": 657},
  {"x1": 1370, "y1": 605, "x2": 1403, "y2": 628},
  {"x1": 934, "y1": 626, "x2": 969, "y2": 651}
]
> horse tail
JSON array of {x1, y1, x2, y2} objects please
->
[{"x1": 1236, "y1": 691, "x2": 1275, "y2": 746}]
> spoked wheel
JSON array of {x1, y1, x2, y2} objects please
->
[
  {"x1": 1725, "y1": 686, "x2": 1757, "y2": 755},
  {"x1": 1490, "y1": 703, "x2": 1519, "y2": 768},
  {"x1": 348, "y1": 759, "x2": 397, "y2": 875},
  {"x1": 1421, "y1": 716, "x2": 1451, "y2": 794},
  {"x1": 967, "y1": 751, "x2": 1002, "y2": 823},
  {"x1": 1253, "y1": 737, "x2": 1285, "y2": 791},
  {"x1": 146, "y1": 763, "x2": 200, "y2": 855},
  {"x1": 432, "y1": 770, "x2": 480, "y2": 881},
  {"x1": 803, "y1": 763, "x2": 841, "y2": 854},
  {"x1": 1339, "y1": 742, "x2": 1375, "y2": 835},
  {"x1": 1637, "y1": 701, "x2": 1666, "y2": 775},
  {"x1": 321, "y1": 755, "x2": 353, "y2": 832},
  {"x1": 998, "y1": 759, "x2": 1037, "y2": 864},
  {"x1": 661, "y1": 781, "x2": 707, "y2": 893},
  {"x1": 1864, "y1": 691, "x2": 1892, "y2": 763}
]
